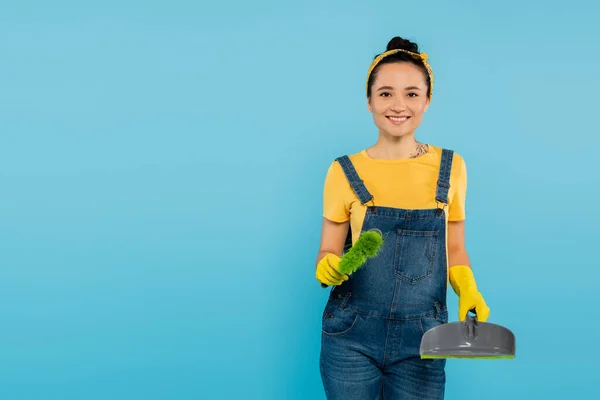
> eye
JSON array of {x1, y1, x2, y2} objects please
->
[
  {"x1": 379, "y1": 92, "x2": 392, "y2": 97},
  {"x1": 407, "y1": 92, "x2": 418, "y2": 97}
]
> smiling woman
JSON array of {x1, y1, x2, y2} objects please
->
[{"x1": 315, "y1": 36, "x2": 491, "y2": 400}]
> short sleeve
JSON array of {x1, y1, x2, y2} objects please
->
[
  {"x1": 448, "y1": 155, "x2": 467, "y2": 221},
  {"x1": 323, "y1": 161, "x2": 352, "y2": 222}
]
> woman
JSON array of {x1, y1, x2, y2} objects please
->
[{"x1": 315, "y1": 36, "x2": 491, "y2": 399}]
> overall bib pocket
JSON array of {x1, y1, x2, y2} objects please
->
[{"x1": 394, "y1": 229, "x2": 439, "y2": 284}]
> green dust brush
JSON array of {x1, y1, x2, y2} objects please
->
[{"x1": 321, "y1": 229, "x2": 383, "y2": 288}]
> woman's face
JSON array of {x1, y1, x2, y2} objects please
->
[{"x1": 368, "y1": 62, "x2": 430, "y2": 138}]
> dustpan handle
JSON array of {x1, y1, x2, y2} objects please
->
[{"x1": 464, "y1": 312, "x2": 478, "y2": 340}]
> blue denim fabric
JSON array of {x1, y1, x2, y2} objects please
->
[{"x1": 320, "y1": 149, "x2": 454, "y2": 400}]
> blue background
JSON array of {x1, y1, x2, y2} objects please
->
[{"x1": 1, "y1": 1, "x2": 598, "y2": 399}]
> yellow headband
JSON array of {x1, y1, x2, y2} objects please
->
[{"x1": 366, "y1": 49, "x2": 434, "y2": 99}]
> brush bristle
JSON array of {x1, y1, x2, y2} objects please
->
[
  {"x1": 358, "y1": 231, "x2": 384, "y2": 257},
  {"x1": 337, "y1": 230, "x2": 383, "y2": 275}
]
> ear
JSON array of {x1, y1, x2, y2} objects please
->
[
  {"x1": 424, "y1": 98, "x2": 430, "y2": 112},
  {"x1": 367, "y1": 97, "x2": 372, "y2": 112}
]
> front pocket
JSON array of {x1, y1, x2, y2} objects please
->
[
  {"x1": 321, "y1": 301, "x2": 361, "y2": 336},
  {"x1": 394, "y1": 229, "x2": 438, "y2": 284},
  {"x1": 418, "y1": 312, "x2": 448, "y2": 336}
]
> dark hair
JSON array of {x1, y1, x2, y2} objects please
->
[{"x1": 366, "y1": 36, "x2": 431, "y2": 98}]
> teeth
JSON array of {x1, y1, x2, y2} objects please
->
[{"x1": 389, "y1": 117, "x2": 407, "y2": 121}]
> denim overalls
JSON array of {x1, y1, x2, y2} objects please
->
[{"x1": 320, "y1": 149, "x2": 454, "y2": 400}]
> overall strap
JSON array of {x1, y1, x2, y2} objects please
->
[
  {"x1": 335, "y1": 155, "x2": 374, "y2": 205},
  {"x1": 435, "y1": 149, "x2": 454, "y2": 205}
]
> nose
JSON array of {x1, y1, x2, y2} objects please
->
[{"x1": 390, "y1": 97, "x2": 407, "y2": 112}]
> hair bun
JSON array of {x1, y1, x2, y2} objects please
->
[{"x1": 386, "y1": 36, "x2": 419, "y2": 53}]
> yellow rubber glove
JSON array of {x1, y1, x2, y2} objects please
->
[
  {"x1": 316, "y1": 253, "x2": 349, "y2": 286},
  {"x1": 449, "y1": 265, "x2": 490, "y2": 322}
]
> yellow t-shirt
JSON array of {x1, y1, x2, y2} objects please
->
[{"x1": 323, "y1": 145, "x2": 467, "y2": 245}]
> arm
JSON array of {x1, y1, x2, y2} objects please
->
[
  {"x1": 447, "y1": 220, "x2": 470, "y2": 267},
  {"x1": 316, "y1": 217, "x2": 348, "y2": 264},
  {"x1": 447, "y1": 220, "x2": 490, "y2": 321},
  {"x1": 316, "y1": 160, "x2": 353, "y2": 286}
]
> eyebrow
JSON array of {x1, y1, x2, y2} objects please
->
[{"x1": 377, "y1": 85, "x2": 422, "y2": 91}]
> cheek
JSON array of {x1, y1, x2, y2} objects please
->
[
  {"x1": 409, "y1": 103, "x2": 428, "y2": 117},
  {"x1": 416, "y1": 99, "x2": 429, "y2": 111},
  {"x1": 370, "y1": 100, "x2": 388, "y2": 114}
]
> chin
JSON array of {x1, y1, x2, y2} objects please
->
[
  {"x1": 382, "y1": 128, "x2": 413, "y2": 138},
  {"x1": 374, "y1": 118, "x2": 415, "y2": 138}
]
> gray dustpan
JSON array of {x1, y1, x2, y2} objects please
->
[{"x1": 420, "y1": 313, "x2": 516, "y2": 359}]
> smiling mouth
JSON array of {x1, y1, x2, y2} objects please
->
[{"x1": 386, "y1": 116, "x2": 410, "y2": 124}]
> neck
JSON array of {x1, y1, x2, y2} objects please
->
[{"x1": 367, "y1": 133, "x2": 426, "y2": 160}]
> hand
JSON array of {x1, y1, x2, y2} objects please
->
[
  {"x1": 449, "y1": 265, "x2": 490, "y2": 322},
  {"x1": 458, "y1": 287, "x2": 490, "y2": 322},
  {"x1": 316, "y1": 253, "x2": 349, "y2": 287}
]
